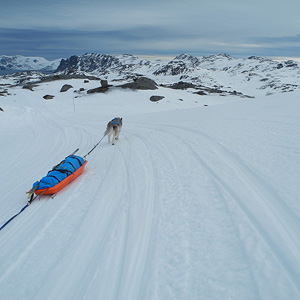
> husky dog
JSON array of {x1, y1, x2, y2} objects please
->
[{"x1": 104, "y1": 117, "x2": 123, "y2": 145}]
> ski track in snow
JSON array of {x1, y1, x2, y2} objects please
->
[
  {"x1": 129, "y1": 125, "x2": 259, "y2": 300},
  {"x1": 0, "y1": 83, "x2": 300, "y2": 300},
  {"x1": 153, "y1": 124, "x2": 300, "y2": 296},
  {"x1": 123, "y1": 121, "x2": 300, "y2": 299}
]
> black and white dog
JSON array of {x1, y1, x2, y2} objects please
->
[{"x1": 104, "y1": 117, "x2": 123, "y2": 145}]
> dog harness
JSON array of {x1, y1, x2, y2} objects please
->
[{"x1": 111, "y1": 118, "x2": 121, "y2": 126}]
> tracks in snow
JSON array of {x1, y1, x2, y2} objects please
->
[
  {"x1": 138, "y1": 122, "x2": 300, "y2": 298},
  {"x1": 1, "y1": 114, "x2": 300, "y2": 300},
  {"x1": 129, "y1": 124, "x2": 259, "y2": 299}
]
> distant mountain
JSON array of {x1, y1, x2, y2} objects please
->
[
  {"x1": 54, "y1": 52, "x2": 300, "y2": 93},
  {"x1": 55, "y1": 53, "x2": 153, "y2": 75},
  {"x1": 0, "y1": 55, "x2": 61, "y2": 72},
  {"x1": 1, "y1": 52, "x2": 299, "y2": 96},
  {"x1": 151, "y1": 53, "x2": 300, "y2": 95}
]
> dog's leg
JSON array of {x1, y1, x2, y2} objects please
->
[
  {"x1": 112, "y1": 131, "x2": 115, "y2": 145},
  {"x1": 116, "y1": 127, "x2": 121, "y2": 140},
  {"x1": 115, "y1": 128, "x2": 119, "y2": 140}
]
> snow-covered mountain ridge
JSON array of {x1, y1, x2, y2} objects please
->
[{"x1": 1, "y1": 52, "x2": 300, "y2": 96}]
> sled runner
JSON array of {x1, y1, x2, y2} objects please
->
[{"x1": 27, "y1": 151, "x2": 87, "y2": 197}]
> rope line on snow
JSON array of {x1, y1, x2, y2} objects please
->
[
  {"x1": 0, "y1": 204, "x2": 29, "y2": 231},
  {"x1": 0, "y1": 194, "x2": 40, "y2": 231},
  {"x1": 83, "y1": 134, "x2": 106, "y2": 159}
]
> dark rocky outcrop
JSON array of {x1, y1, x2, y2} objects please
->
[
  {"x1": 192, "y1": 87, "x2": 237, "y2": 96},
  {"x1": 284, "y1": 60, "x2": 298, "y2": 68},
  {"x1": 55, "y1": 54, "x2": 121, "y2": 73},
  {"x1": 193, "y1": 90, "x2": 207, "y2": 95},
  {"x1": 60, "y1": 84, "x2": 73, "y2": 92},
  {"x1": 101, "y1": 80, "x2": 108, "y2": 88},
  {"x1": 153, "y1": 54, "x2": 200, "y2": 76},
  {"x1": 0, "y1": 89, "x2": 8, "y2": 96},
  {"x1": 163, "y1": 81, "x2": 197, "y2": 90},
  {"x1": 43, "y1": 95, "x2": 55, "y2": 100},
  {"x1": 22, "y1": 84, "x2": 35, "y2": 91},
  {"x1": 150, "y1": 95, "x2": 165, "y2": 102},
  {"x1": 55, "y1": 55, "x2": 80, "y2": 73},
  {"x1": 118, "y1": 77, "x2": 158, "y2": 90},
  {"x1": 153, "y1": 61, "x2": 190, "y2": 76},
  {"x1": 87, "y1": 86, "x2": 109, "y2": 94},
  {"x1": 162, "y1": 80, "x2": 254, "y2": 98},
  {"x1": 86, "y1": 80, "x2": 112, "y2": 94},
  {"x1": 40, "y1": 74, "x2": 100, "y2": 83}
]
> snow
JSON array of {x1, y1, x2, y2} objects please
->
[
  {"x1": 0, "y1": 55, "x2": 61, "y2": 71},
  {"x1": 0, "y1": 76, "x2": 300, "y2": 300}
]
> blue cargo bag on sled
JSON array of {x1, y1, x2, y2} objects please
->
[{"x1": 32, "y1": 155, "x2": 85, "y2": 190}]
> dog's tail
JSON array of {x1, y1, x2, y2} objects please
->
[{"x1": 103, "y1": 123, "x2": 111, "y2": 136}]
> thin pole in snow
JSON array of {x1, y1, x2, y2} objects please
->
[{"x1": 73, "y1": 97, "x2": 76, "y2": 112}]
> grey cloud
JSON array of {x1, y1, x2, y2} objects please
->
[
  {"x1": 255, "y1": 35, "x2": 300, "y2": 44},
  {"x1": 1, "y1": 0, "x2": 300, "y2": 60},
  {"x1": 0, "y1": 26, "x2": 205, "y2": 59}
]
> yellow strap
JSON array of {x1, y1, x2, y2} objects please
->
[{"x1": 26, "y1": 191, "x2": 34, "y2": 199}]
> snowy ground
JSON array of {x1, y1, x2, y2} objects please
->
[{"x1": 0, "y1": 78, "x2": 300, "y2": 300}]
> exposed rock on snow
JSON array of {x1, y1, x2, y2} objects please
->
[
  {"x1": 22, "y1": 84, "x2": 35, "y2": 91},
  {"x1": 150, "y1": 95, "x2": 165, "y2": 102},
  {"x1": 161, "y1": 81, "x2": 254, "y2": 98},
  {"x1": 100, "y1": 80, "x2": 108, "y2": 88},
  {"x1": 43, "y1": 94, "x2": 55, "y2": 100},
  {"x1": 118, "y1": 77, "x2": 158, "y2": 90},
  {"x1": 87, "y1": 86, "x2": 109, "y2": 94},
  {"x1": 162, "y1": 81, "x2": 197, "y2": 90},
  {"x1": 0, "y1": 89, "x2": 8, "y2": 96},
  {"x1": 87, "y1": 80, "x2": 112, "y2": 94},
  {"x1": 60, "y1": 84, "x2": 73, "y2": 92},
  {"x1": 38, "y1": 74, "x2": 100, "y2": 83}
]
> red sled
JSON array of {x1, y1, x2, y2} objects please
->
[{"x1": 35, "y1": 161, "x2": 87, "y2": 195}]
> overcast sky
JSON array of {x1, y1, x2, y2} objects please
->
[{"x1": 1, "y1": 0, "x2": 300, "y2": 60}]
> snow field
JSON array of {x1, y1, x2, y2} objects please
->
[{"x1": 0, "y1": 79, "x2": 300, "y2": 299}]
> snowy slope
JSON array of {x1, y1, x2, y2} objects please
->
[{"x1": 0, "y1": 76, "x2": 300, "y2": 300}]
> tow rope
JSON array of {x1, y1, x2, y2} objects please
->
[
  {"x1": 83, "y1": 134, "x2": 106, "y2": 159},
  {"x1": 0, "y1": 203, "x2": 29, "y2": 231},
  {"x1": 0, "y1": 192, "x2": 44, "y2": 231}
]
